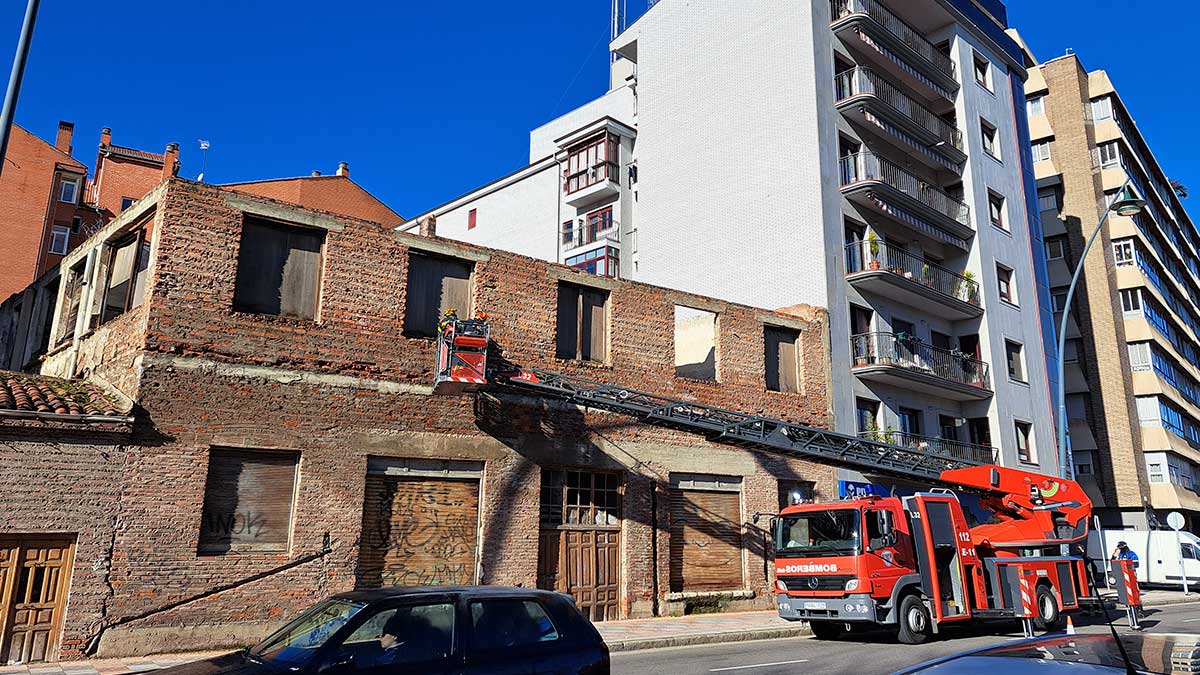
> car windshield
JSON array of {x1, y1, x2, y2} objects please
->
[
  {"x1": 776, "y1": 509, "x2": 860, "y2": 557},
  {"x1": 249, "y1": 598, "x2": 366, "y2": 667}
]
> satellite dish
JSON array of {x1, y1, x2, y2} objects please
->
[{"x1": 1168, "y1": 511, "x2": 1186, "y2": 531}]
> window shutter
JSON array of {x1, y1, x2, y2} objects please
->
[
  {"x1": 669, "y1": 488, "x2": 743, "y2": 592},
  {"x1": 582, "y1": 288, "x2": 607, "y2": 362},
  {"x1": 280, "y1": 228, "x2": 322, "y2": 319},
  {"x1": 765, "y1": 327, "x2": 800, "y2": 393},
  {"x1": 199, "y1": 449, "x2": 298, "y2": 554},
  {"x1": 234, "y1": 220, "x2": 287, "y2": 316},
  {"x1": 235, "y1": 219, "x2": 323, "y2": 320},
  {"x1": 404, "y1": 253, "x2": 437, "y2": 336},
  {"x1": 555, "y1": 285, "x2": 579, "y2": 359},
  {"x1": 438, "y1": 258, "x2": 473, "y2": 318}
]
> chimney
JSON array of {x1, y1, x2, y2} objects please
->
[
  {"x1": 336, "y1": 161, "x2": 349, "y2": 177},
  {"x1": 100, "y1": 127, "x2": 112, "y2": 148},
  {"x1": 418, "y1": 214, "x2": 437, "y2": 238},
  {"x1": 162, "y1": 143, "x2": 180, "y2": 180},
  {"x1": 55, "y1": 121, "x2": 74, "y2": 153},
  {"x1": 311, "y1": 170, "x2": 321, "y2": 177}
]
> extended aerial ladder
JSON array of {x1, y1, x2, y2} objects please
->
[{"x1": 435, "y1": 316, "x2": 1098, "y2": 641}]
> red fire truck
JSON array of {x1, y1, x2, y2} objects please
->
[{"x1": 434, "y1": 317, "x2": 1099, "y2": 643}]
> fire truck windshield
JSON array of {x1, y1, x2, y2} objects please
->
[{"x1": 775, "y1": 509, "x2": 860, "y2": 558}]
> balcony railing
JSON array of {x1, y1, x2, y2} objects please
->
[
  {"x1": 835, "y1": 67, "x2": 962, "y2": 151},
  {"x1": 831, "y1": 0, "x2": 957, "y2": 83},
  {"x1": 858, "y1": 431, "x2": 995, "y2": 465},
  {"x1": 562, "y1": 218, "x2": 619, "y2": 250},
  {"x1": 851, "y1": 332, "x2": 991, "y2": 390},
  {"x1": 839, "y1": 152, "x2": 971, "y2": 227},
  {"x1": 845, "y1": 241, "x2": 980, "y2": 306}
]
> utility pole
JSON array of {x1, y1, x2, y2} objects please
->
[{"x1": 0, "y1": 0, "x2": 40, "y2": 179}]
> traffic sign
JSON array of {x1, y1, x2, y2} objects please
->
[{"x1": 1168, "y1": 511, "x2": 1186, "y2": 531}]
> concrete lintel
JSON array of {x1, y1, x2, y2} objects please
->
[
  {"x1": 549, "y1": 267, "x2": 620, "y2": 291},
  {"x1": 142, "y1": 354, "x2": 433, "y2": 396},
  {"x1": 223, "y1": 193, "x2": 346, "y2": 232},
  {"x1": 667, "y1": 293, "x2": 728, "y2": 315},
  {"x1": 394, "y1": 231, "x2": 491, "y2": 262},
  {"x1": 756, "y1": 313, "x2": 811, "y2": 332}
]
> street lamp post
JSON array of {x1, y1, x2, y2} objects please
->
[{"x1": 1056, "y1": 181, "x2": 1146, "y2": 479}]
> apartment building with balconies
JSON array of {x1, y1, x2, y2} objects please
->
[
  {"x1": 403, "y1": 0, "x2": 1061, "y2": 482},
  {"x1": 1021, "y1": 39, "x2": 1200, "y2": 528}
]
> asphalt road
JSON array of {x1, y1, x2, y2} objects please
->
[{"x1": 611, "y1": 602, "x2": 1200, "y2": 675}]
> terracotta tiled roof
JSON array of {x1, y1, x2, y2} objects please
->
[
  {"x1": 0, "y1": 371, "x2": 128, "y2": 419},
  {"x1": 104, "y1": 143, "x2": 164, "y2": 164}
]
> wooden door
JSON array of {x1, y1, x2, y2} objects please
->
[
  {"x1": 1, "y1": 538, "x2": 74, "y2": 665},
  {"x1": 537, "y1": 470, "x2": 622, "y2": 621},
  {"x1": 669, "y1": 489, "x2": 744, "y2": 593},
  {"x1": 564, "y1": 530, "x2": 620, "y2": 622}
]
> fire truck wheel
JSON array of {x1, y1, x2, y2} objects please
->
[
  {"x1": 808, "y1": 620, "x2": 843, "y2": 640},
  {"x1": 1034, "y1": 586, "x2": 1061, "y2": 630},
  {"x1": 897, "y1": 595, "x2": 932, "y2": 645}
]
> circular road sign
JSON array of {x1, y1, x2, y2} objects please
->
[{"x1": 1168, "y1": 511, "x2": 1186, "y2": 531}]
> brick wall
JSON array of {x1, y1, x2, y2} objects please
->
[
  {"x1": 0, "y1": 125, "x2": 89, "y2": 301},
  {"x1": 1041, "y1": 58, "x2": 1147, "y2": 509},
  {"x1": 0, "y1": 421, "x2": 130, "y2": 657},
  {"x1": 93, "y1": 155, "x2": 162, "y2": 218},
  {"x1": 24, "y1": 179, "x2": 835, "y2": 658}
]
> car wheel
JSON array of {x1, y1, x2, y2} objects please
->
[
  {"x1": 897, "y1": 595, "x2": 932, "y2": 645},
  {"x1": 808, "y1": 620, "x2": 843, "y2": 640},
  {"x1": 1034, "y1": 586, "x2": 1061, "y2": 630}
]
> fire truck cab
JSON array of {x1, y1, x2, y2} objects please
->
[{"x1": 773, "y1": 489, "x2": 1093, "y2": 643}]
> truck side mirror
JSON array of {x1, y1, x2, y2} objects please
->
[{"x1": 879, "y1": 511, "x2": 897, "y2": 548}]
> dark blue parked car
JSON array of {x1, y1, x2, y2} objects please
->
[{"x1": 154, "y1": 587, "x2": 609, "y2": 675}]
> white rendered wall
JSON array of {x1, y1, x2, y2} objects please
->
[{"x1": 630, "y1": 0, "x2": 831, "y2": 311}]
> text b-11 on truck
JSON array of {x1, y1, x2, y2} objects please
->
[{"x1": 433, "y1": 315, "x2": 1099, "y2": 644}]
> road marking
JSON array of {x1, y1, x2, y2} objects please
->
[
  {"x1": 1183, "y1": 618, "x2": 1200, "y2": 622},
  {"x1": 709, "y1": 659, "x2": 810, "y2": 672}
]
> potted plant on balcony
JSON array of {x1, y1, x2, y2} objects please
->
[
  {"x1": 868, "y1": 232, "x2": 881, "y2": 270},
  {"x1": 921, "y1": 263, "x2": 933, "y2": 287},
  {"x1": 956, "y1": 270, "x2": 976, "y2": 302}
]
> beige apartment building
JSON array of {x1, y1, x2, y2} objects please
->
[{"x1": 1019, "y1": 36, "x2": 1200, "y2": 529}]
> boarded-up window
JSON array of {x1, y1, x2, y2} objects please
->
[
  {"x1": 403, "y1": 252, "x2": 473, "y2": 337},
  {"x1": 198, "y1": 449, "x2": 299, "y2": 554},
  {"x1": 358, "y1": 475, "x2": 480, "y2": 588},
  {"x1": 555, "y1": 283, "x2": 608, "y2": 362},
  {"x1": 764, "y1": 326, "x2": 801, "y2": 392},
  {"x1": 233, "y1": 218, "x2": 324, "y2": 320},
  {"x1": 97, "y1": 230, "x2": 150, "y2": 326},
  {"x1": 669, "y1": 485, "x2": 743, "y2": 592},
  {"x1": 674, "y1": 306, "x2": 717, "y2": 380}
]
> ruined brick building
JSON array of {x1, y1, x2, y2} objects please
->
[{"x1": 0, "y1": 178, "x2": 833, "y2": 663}]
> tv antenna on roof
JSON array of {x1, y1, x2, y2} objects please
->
[{"x1": 197, "y1": 139, "x2": 210, "y2": 182}]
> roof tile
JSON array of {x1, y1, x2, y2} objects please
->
[{"x1": 0, "y1": 371, "x2": 126, "y2": 418}]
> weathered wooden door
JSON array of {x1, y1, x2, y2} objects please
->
[
  {"x1": 538, "y1": 470, "x2": 621, "y2": 621},
  {"x1": 0, "y1": 538, "x2": 74, "y2": 665}
]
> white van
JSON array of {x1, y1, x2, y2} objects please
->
[{"x1": 1086, "y1": 528, "x2": 1200, "y2": 586}]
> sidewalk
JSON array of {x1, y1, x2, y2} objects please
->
[{"x1": 4, "y1": 592, "x2": 1198, "y2": 675}]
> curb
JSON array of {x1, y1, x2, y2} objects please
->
[
  {"x1": 605, "y1": 626, "x2": 811, "y2": 653},
  {"x1": 1142, "y1": 596, "x2": 1200, "y2": 608}
]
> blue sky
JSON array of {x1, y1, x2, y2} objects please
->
[{"x1": 4, "y1": 1, "x2": 1197, "y2": 218}]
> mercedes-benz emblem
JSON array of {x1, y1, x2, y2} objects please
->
[{"x1": 807, "y1": 577, "x2": 819, "y2": 590}]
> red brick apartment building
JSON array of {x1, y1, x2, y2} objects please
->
[{"x1": 0, "y1": 178, "x2": 833, "y2": 663}]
